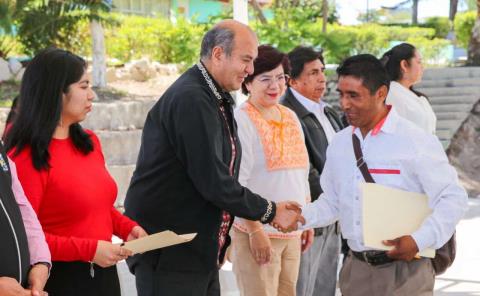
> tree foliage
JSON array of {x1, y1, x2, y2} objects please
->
[{"x1": 14, "y1": 0, "x2": 113, "y2": 55}]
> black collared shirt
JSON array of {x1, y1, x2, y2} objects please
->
[{"x1": 124, "y1": 65, "x2": 270, "y2": 272}]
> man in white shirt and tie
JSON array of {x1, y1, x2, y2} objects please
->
[
  {"x1": 298, "y1": 54, "x2": 468, "y2": 295},
  {"x1": 281, "y1": 46, "x2": 344, "y2": 296}
]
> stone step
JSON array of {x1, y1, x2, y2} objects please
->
[
  {"x1": 440, "y1": 139, "x2": 450, "y2": 149},
  {"x1": 429, "y1": 95, "x2": 479, "y2": 105},
  {"x1": 432, "y1": 104, "x2": 473, "y2": 113},
  {"x1": 422, "y1": 67, "x2": 480, "y2": 80},
  {"x1": 96, "y1": 130, "x2": 142, "y2": 166},
  {"x1": 417, "y1": 77, "x2": 480, "y2": 88},
  {"x1": 436, "y1": 112, "x2": 471, "y2": 120},
  {"x1": 82, "y1": 99, "x2": 156, "y2": 131},
  {"x1": 417, "y1": 86, "x2": 480, "y2": 97},
  {"x1": 436, "y1": 119, "x2": 464, "y2": 131},
  {"x1": 108, "y1": 164, "x2": 135, "y2": 207},
  {"x1": 436, "y1": 129, "x2": 452, "y2": 140}
]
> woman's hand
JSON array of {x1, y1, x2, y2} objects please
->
[
  {"x1": 28, "y1": 263, "x2": 49, "y2": 296},
  {"x1": 92, "y1": 240, "x2": 133, "y2": 268},
  {"x1": 127, "y1": 226, "x2": 148, "y2": 242},
  {"x1": 0, "y1": 277, "x2": 31, "y2": 296},
  {"x1": 248, "y1": 229, "x2": 273, "y2": 265},
  {"x1": 301, "y1": 229, "x2": 314, "y2": 253}
]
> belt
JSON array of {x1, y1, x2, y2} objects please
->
[{"x1": 351, "y1": 250, "x2": 395, "y2": 266}]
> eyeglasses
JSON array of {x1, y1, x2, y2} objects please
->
[{"x1": 255, "y1": 74, "x2": 289, "y2": 87}]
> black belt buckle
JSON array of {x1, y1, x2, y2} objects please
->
[{"x1": 353, "y1": 250, "x2": 394, "y2": 266}]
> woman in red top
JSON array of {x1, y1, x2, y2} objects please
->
[{"x1": 6, "y1": 48, "x2": 147, "y2": 296}]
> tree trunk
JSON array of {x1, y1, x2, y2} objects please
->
[
  {"x1": 250, "y1": 0, "x2": 267, "y2": 24},
  {"x1": 449, "y1": 0, "x2": 459, "y2": 21},
  {"x1": 322, "y1": 0, "x2": 328, "y2": 33},
  {"x1": 90, "y1": 19, "x2": 107, "y2": 88},
  {"x1": 467, "y1": 1, "x2": 480, "y2": 65},
  {"x1": 412, "y1": 0, "x2": 418, "y2": 25}
]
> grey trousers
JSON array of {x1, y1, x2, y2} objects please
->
[
  {"x1": 296, "y1": 223, "x2": 340, "y2": 296},
  {"x1": 339, "y1": 252, "x2": 435, "y2": 296}
]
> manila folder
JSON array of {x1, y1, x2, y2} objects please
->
[
  {"x1": 121, "y1": 231, "x2": 197, "y2": 254},
  {"x1": 361, "y1": 183, "x2": 435, "y2": 258}
]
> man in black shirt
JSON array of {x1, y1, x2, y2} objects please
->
[{"x1": 124, "y1": 20, "x2": 303, "y2": 296}]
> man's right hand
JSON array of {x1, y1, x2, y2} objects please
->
[
  {"x1": 0, "y1": 277, "x2": 31, "y2": 296},
  {"x1": 271, "y1": 201, "x2": 305, "y2": 233}
]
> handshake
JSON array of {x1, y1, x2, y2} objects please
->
[{"x1": 270, "y1": 201, "x2": 306, "y2": 233}]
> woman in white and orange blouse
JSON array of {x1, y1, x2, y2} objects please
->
[{"x1": 231, "y1": 45, "x2": 312, "y2": 296}]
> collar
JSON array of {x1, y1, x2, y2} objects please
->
[
  {"x1": 352, "y1": 105, "x2": 398, "y2": 137},
  {"x1": 290, "y1": 87, "x2": 327, "y2": 113},
  {"x1": 196, "y1": 61, "x2": 235, "y2": 106}
]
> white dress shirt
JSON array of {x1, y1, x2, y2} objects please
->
[
  {"x1": 386, "y1": 81, "x2": 437, "y2": 134},
  {"x1": 290, "y1": 88, "x2": 337, "y2": 143},
  {"x1": 301, "y1": 107, "x2": 468, "y2": 252}
]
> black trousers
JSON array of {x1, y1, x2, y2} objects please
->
[
  {"x1": 45, "y1": 261, "x2": 121, "y2": 296},
  {"x1": 132, "y1": 253, "x2": 220, "y2": 296}
]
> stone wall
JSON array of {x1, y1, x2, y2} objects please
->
[{"x1": 447, "y1": 100, "x2": 480, "y2": 197}]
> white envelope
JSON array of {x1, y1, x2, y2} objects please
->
[
  {"x1": 361, "y1": 183, "x2": 435, "y2": 258},
  {"x1": 120, "y1": 231, "x2": 197, "y2": 254}
]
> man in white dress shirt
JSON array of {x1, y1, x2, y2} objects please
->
[
  {"x1": 299, "y1": 54, "x2": 468, "y2": 295},
  {"x1": 281, "y1": 46, "x2": 344, "y2": 296}
]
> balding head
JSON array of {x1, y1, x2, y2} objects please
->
[
  {"x1": 200, "y1": 19, "x2": 256, "y2": 61},
  {"x1": 199, "y1": 20, "x2": 258, "y2": 92}
]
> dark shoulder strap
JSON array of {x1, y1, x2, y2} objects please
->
[{"x1": 352, "y1": 134, "x2": 375, "y2": 183}]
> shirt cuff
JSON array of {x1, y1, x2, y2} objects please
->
[
  {"x1": 299, "y1": 203, "x2": 317, "y2": 230},
  {"x1": 411, "y1": 226, "x2": 435, "y2": 252}
]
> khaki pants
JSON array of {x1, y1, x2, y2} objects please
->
[
  {"x1": 231, "y1": 228, "x2": 301, "y2": 296},
  {"x1": 339, "y1": 252, "x2": 435, "y2": 296}
]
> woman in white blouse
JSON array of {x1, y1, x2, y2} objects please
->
[
  {"x1": 381, "y1": 43, "x2": 437, "y2": 134},
  {"x1": 231, "y1": 45, "x2": 312, "y2": 296}
]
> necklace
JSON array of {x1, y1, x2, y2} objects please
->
[{"x1": 196, "y1": 62, "x2": 223, "y2": 102}]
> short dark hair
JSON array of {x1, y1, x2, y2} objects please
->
[
  {"x1": 336, "y1": 54, "x2": 390, "y2": 95},
  {"x1": 287, "y1": 46, "x2": 324, "y2": 79},
  {"x1": 6, "y1": 48, "x2": 93, "y2": 170},
  {"x1": 380, "y1": 43, "x2": 416, "y2": 81},
  {"x1": 241, "y1": 45, "x2": 290, "y2": 95},
  {"x1": 200, "y1": 26, "x2": 235, "y2": 60}
]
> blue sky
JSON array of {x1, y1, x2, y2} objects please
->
[{"x1": 336, "y1": 0, "x2": 468, "y2": 25}]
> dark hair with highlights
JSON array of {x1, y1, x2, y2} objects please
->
[
  {"x1": 287, "y1": 46, "x2": 324, "y2": 79},
  {"x1": 241, "y1": 45, "x2": 290, "y2": 95}
]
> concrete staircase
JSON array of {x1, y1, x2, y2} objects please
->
[
  {"x1": 416, "y1": 67, "x2": 480, "y2": 148},
  {"x1": 324, "y1": 67, "x2": 480, "y2": 148}
]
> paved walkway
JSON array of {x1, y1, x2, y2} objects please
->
[{"x1": 117, "y1": 198, "x2": 480, "y2": 295}]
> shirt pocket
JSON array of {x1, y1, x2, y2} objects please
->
[{"x1": 366, "y1": 161, "x2": 404, "y2": 189}]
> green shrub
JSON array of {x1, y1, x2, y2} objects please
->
[
  {"x1": 454, "y1": 11, "x2": 476, "y2": 48},
  {"x1": 423, "y1": 16, "x2": 451, "y2": 39},
  {"x1": 106, "y1": 15, "x2": 205, "y2": 67},
  {"x1": 406, "y1": 37, "x2": 451, "y2": 64}
]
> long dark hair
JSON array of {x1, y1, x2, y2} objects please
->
[
  {"x1": 5, "y1": 48, "x2": 93, "y2": 171},
  {"x1": 380, "y1": 43, "x2": 427, "y2": 98}
]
